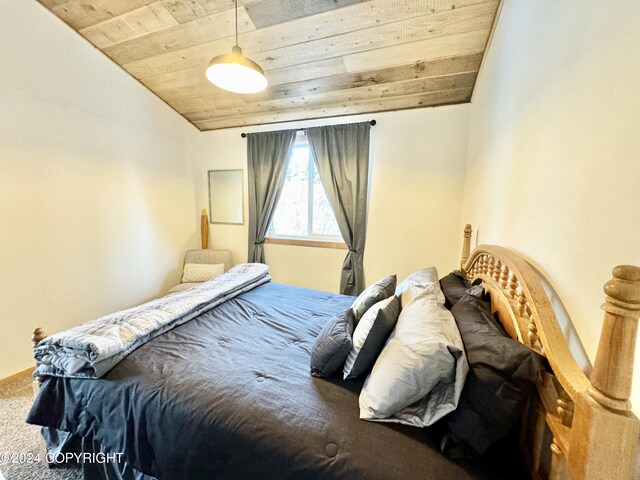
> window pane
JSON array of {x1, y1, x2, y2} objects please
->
[
  {"x1": 312, "y1": 163, "x2": 342, "y2": 237},
  {"x1": 270, "y1": 147, "x2": 308, "y2": 236},
  {"x1": 269, "y1": 142, "x2": 342, "y2": 240}
]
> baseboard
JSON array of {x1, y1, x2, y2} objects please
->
[{"x1": 0, "y1": 366, "x2": 34, "y2": 387}]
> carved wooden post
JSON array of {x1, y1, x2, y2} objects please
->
[
  {"x1": 550, "y1": 440, "x2": 568, "y2": 480},
  {"x1": 31, "y1": 327, "x2": 50, "y2": 460},
  {"x1": 568, "y1": 265, "x2": 640, "y2": 480},
  {"x1": 460, "y1": 224, "x2": 472, "y2": 272},
  {"x1": 32, "y1": 327, "x2": 46, "y2": 349},
  {"x1": 508, "y1": 272, "x2": 518, "y2": 299},
  {"x1": 201, "y1": 209, "x2": 209, "y2": 249},
  {"x1": 31, "y1": 327, "x2": 47, "y2": 391},
  {"x1": 527, "y1": 319, "x2": 539, "y2": 348},
  {"x1": 557, "y1": 388, "x2": 574, "y2": 427},
  {"x1": 500, "y1": 264, "x2": 509, "y2": 289}
]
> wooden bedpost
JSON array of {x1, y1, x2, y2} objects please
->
[
  {"x1": 31, "y1": 327, "x2": 47, "y2": 391},
  {"x1": 31, "y1": 327, "x2": 50, "y2": 460},
  {"x1": 568, "y1": 265, "x2": 640, "y2": 480},
  {"x1": 460, "y1": 224, "x2": 472, "y2": 271},
  {"x1": 201, "y1": 209, "x2": 209, "y2": 249}
]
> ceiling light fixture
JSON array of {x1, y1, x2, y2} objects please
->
[{"x1": 205, "y1": 0, "x2": 267, "y2": 94}]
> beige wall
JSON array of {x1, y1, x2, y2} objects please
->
[
  {"x1": 0, "y1": 1, "x2": 200, "y2": 378},
  {"x1": 462, "y1": 0, "x2": 640, "y2": 411},
  {"x1": 192, "y1": 106, "x2": 471, "y2": 293}
]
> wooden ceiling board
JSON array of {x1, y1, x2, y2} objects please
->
[
  {"x1": 343, "y1": 27, "x2": 490, "y2": 72},
  {"x1": 161, "y1": 0, "x2": 261, "y2": 23},
  {"x1": 79, "y1": 2, "x2": 180, "y2": 49},
  {"x1": 257, "y1": 57, "x2": 350, "y2": 86},
  {"x1": 37, "y1": 0, "x2": 501, "y2": 130},
  {"x1": 39, "y1": 0, "x2": 70, "y2": 8},
  {"x1": 244, "y1": 0, "x2": 367, "y2": 29},
  {"x1": 192, "y1": 87, "x2": 474, "y2": 130},
  {"x1": 161, "y1": 0, "x2": 214, "y2": 23},
  {"x1": 50, "y1": 0, "x2": 160, "y2": 29}
]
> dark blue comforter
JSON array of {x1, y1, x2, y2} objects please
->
[{"x1": 27, "y1": 283, "x2": 526, "y2": 480}]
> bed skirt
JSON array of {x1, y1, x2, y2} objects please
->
[{"x1": 42, "y1": 428, "x2": 156, "y2": 480}]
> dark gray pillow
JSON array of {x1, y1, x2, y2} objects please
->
[
  {"x1": 343, "y1": 296, "x2": 400, "y2": 379},
  {"x1": 351, "y1": 275, "x2": 397, "y2": 322},
  {"x1": 441, "y1": 293, "x2": 547, "y2": 459},
  {"x1": 310, "y1": 309, "x2": 354, "y2": 378},
  {"x1": 439, "y1": 271, "x2": 472, "y2": 308}
]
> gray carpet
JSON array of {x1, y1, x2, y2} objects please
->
[{"x1": 0, "y1": 376, "x2": 81, "y2": 480}]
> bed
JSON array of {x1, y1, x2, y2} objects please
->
[{"x1": 27, "y1": 225, "x2": 640, "y2": 480}]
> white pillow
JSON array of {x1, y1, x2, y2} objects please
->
[
  {"x1": 359, "y1": 281, "x2": 468, "y2": 427},
  {"x1": 181, "y1": 263, "x2": 225, "y2": 283},
  {"x1": 395, "y1": 267, "x2": 439, "y2": 308}
]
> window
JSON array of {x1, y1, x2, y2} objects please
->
[{"x1": 267, "y1": 136, "x2": 343, "y2": 246}]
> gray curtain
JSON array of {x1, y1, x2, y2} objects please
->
[
  {"x1": 306, "y1": 122, "x2": 371, "y2": 295},
  {"x1": 247, "y1": 130, "x2": 297, "y2": 263}
]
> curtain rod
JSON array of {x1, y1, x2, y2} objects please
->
[{"x1": 240, "y1": 120, "x2": 376, "y2": 138}]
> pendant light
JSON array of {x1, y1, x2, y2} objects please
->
[{"x1": 205, "y1": 0, "x2": 267, "y2": 94}]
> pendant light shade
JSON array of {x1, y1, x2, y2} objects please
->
[
  {"x1": 206, "y1": 45, "x2": 268, "y2": 94},
  {"x1": 205, "y1": 1, "x2": 267, "y2": 94}
]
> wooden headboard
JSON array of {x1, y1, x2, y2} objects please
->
[{"x1": 459, "y1": 224, "x2": 640, "y2": 480}]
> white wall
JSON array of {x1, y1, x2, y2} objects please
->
[
  {"x1": 463, "y1": 0, "x2": 640, "y2": 412},
  {"x1": 0, "y1": 1, "x2": 200, "y2": 378},
  {"x1": 192, "y1": 106, "x2": 471, "y2": 292}
]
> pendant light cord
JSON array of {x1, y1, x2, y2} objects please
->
[{"x1": 235, "y1": 0, "x2": 238, "y2": 47}]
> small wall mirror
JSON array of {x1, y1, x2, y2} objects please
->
[{"x1": 208, "y1": 169, "x2": 244, "y2": 224}]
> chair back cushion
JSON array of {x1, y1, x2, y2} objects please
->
[{"x1": 184, "y1": 250, "x2": 233, "y2": 272}]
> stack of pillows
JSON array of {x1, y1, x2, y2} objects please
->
[
  {"x1": 311, "y1": 268, "x2": 467, "y2": 427},
  {"x1": 310, "y1": 268, "x2": 546, "y2": 460}
]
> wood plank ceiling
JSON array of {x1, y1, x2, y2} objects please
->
[{"x1": 38, "y1": 0, "x2": 500, "y2": 131}]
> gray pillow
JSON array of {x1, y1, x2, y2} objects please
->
[
  {"x1": 395, "y1": 267, "x2": 439, "y2": 308},
  {"x1": 343, "y1": 296, "x2": 400, "y2": 380},
  {"x1": 351, "y1": 275, "x2": 397, "y2": 322},
  {"x1": 359, "y1": 282, "x2": 468, "y2": 427},
  {"x1": 310, "y1": 309, "x2": 354, "y2": 378}
]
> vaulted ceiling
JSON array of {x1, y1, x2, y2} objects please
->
[{"x1": 38, "y1": 0, "x2": 500, "y2": 131}]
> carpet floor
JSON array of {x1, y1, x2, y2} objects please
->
[{"x1": 0, "y1": 375, "x2": 81, "y2": 480}]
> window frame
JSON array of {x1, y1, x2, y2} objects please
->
[{"x1": 265, "y1": 135, "x2": 346, "y2": 249}]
